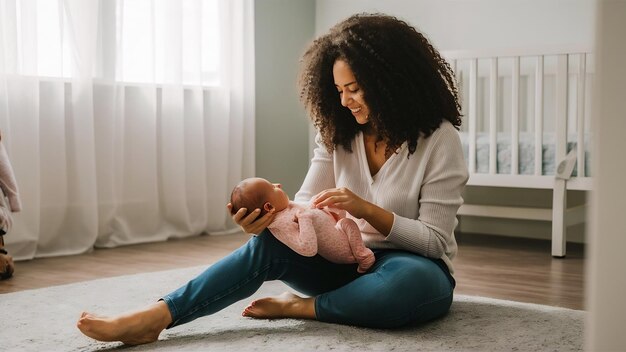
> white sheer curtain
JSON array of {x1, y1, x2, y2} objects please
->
[{"x1": 0, "y1": 0, "x2": 255, "y2": 260}]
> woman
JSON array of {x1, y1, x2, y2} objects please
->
[{"x1": 77, "y1": 13, "x2": 468, "y2": 345}]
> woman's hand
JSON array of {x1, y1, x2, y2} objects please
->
[
  {"x1": 310, "y1": 187, "x2": 372, "y2": 219},
  {"x1": 226, "y1": 203, "x2": 276, "y2": 235}
]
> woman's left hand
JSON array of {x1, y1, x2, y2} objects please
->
[{"x1": 311, "y1": 187, "x2": 371, "y2": 219}]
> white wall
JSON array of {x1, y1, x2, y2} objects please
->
[
  {"x1": 255, "y1": 0, "x2": 315, "y2": 197},
  {"x1": 315, "y1": 0, "x2": 595, "y2": 51},
  {"x1": 585, "y1": 1, "x2": 626, "y2": 350},
  {"x1": 314, "y1": 0, "x2": 595, "y2": 243}
]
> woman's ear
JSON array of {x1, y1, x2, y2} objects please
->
[{"x1": 263, "y1": 202, "x2": 275, "y2": 213}]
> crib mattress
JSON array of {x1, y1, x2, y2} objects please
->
[{"x1": 459, "y1": 132, "x2": 591, "y2": 177}]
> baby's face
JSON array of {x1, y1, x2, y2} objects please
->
[{"x1": 249, "y1": 178, "x2": 290, "y2": 212}]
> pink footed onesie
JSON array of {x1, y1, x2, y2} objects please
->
[{"x1": 267, "y1": 202, "x2": 375, "y2": 273}]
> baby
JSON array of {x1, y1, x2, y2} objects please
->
[{"x1": 230, "y1": 177, "x2": 375, "y2": 273}]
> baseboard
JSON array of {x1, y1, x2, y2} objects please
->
[
  {"x1": 458, "y1": 216, "x2": 586, "y2": 243},
  {"x1": 459, "y1": 186, "x2": 587, "y2": 243}
]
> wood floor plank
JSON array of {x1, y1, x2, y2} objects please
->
[
  {"x1": 0, "y1": 232, "x2": 585, "y2": 310},
  {"x1": 454, "y1": 233, "x2": 585, "y2": 309}
]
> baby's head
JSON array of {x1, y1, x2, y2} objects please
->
[{"x1": 230, "y1": 177, "x2": 290, "y2": 217}]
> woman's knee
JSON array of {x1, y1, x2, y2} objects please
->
[
  {"x1": 375, "y1": 253, "x2": 453, "y2": 294},
  {"x1": 316, "y1": 254, "x2": 453, "y2": 328},
  {"x1": 368, "y1": 254, "x2": 454, "y2": 326},
  {"x1": 239, "y1": 229, "x2": 318, "y2": 280},
  {"x1": 227, "y1": 230, "x2": 287, "y2": 275},
  {"x1": 241, "y1": 229, "x2": 288, "y2": 258}
]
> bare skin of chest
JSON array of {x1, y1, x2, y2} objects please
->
[{"x1": 363, "y1": 136, "x2": 389, "y2": 177}]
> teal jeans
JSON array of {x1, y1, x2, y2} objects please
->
[{"x1": 162, "y1": 229, "x2": 455, "y2": 329}]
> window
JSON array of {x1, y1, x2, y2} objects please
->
[{"x1": 13, "y1": 0, "x2": 220, "y2": 85}]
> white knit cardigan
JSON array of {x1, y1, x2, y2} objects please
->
[{"x1": 294, "y1": 121, "x2": 469, "y2": 274}]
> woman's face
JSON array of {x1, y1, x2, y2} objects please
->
[{"x1": 333, "y1": 60, "x2": 370, "y2": 125}]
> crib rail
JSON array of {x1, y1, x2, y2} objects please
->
[
  {"x1": 444, "y1": 47, "x2": 593, "y2": 257},
  {"x1": 443, "y1": 48, "x2": 593, "y2": 191}
]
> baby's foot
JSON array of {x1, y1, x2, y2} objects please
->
[{"x1": 357, "y1": 249, "x2": 375, "y2": 273}]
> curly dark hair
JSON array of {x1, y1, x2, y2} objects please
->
[{"x1": 298, "y1": 13, "x2": 462, "y2": 156}]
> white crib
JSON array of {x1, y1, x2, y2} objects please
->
[{"x1": 442, "y1": 47, "x2": 593, "y2": 257}]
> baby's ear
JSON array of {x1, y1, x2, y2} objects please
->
[{"x1": 263, "y1": 202, "x2": 275, "y2": 213}]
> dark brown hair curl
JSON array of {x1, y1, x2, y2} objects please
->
[{"x1": 298, "y1": 13, "x2": 462, "y2": 156}]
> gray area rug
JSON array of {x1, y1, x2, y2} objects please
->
[{"x1": 0, "y1": 265, "x2": 584, "y2": 351}]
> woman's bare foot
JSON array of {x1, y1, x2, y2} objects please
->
[
  {"x1": 76, "y1": 301, "x2": 172, "y2": 345},
  {"x1": 242, "y1": 292, "x2": 316, "y2": 320}
]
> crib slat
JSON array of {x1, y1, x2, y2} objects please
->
[
  {"x1": 555, "y1": 54, "x2": 568, "y2": 169},
  {"x1": 534, "y1": 56, "x2": 544, "y2": 176},
  {"x1": 511, "y1": 56, "x2": 520, "y2": 175},
  {"x1": 469, "y1": 59, "x2": 477, "y2": 174},
  {"x1": 489, "y1": 58, "x2": 498, "y2": 174},
  {"x1": 577, "y1": 54, "x2": 586, "y2": 177}
]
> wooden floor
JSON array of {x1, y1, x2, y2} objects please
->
[{"x1": 0, "y1": 232, "x2": 585, "y2": 310}]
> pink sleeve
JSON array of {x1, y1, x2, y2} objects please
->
[
  {"x1": 293, "y1": 214, "x2": 318, "y2": 256},
  {"x1": 269, "y1": 206, "x2": 318, "y2": 257}
]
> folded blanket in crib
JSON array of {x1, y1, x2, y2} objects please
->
[{"x1": 459, "y1": 132, "x2": 591, "y2": 177}]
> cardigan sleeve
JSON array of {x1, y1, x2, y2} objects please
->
[
  {"x1": 386, "y1": 125, "x2": 469, "y2": 259},
  {"x1": 294, "y1": 133, "x2": 336, "y2": 204}
]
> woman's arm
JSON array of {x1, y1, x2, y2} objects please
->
[
  {"x1": 311, "y1": 187, "x2": 394, "y2": 235},
  {"x1": 386, "y1": 126, "x2": 469, "y2": 258},
  {"x1": 226, "y1": 133, "x2": 335, "y2": 234},
  {"x1": 294, "y1": 133, "x2": 336, "y2": 204},
  {"x1": 312, "y1": 125, "x2": 468, "y2": 259}
]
